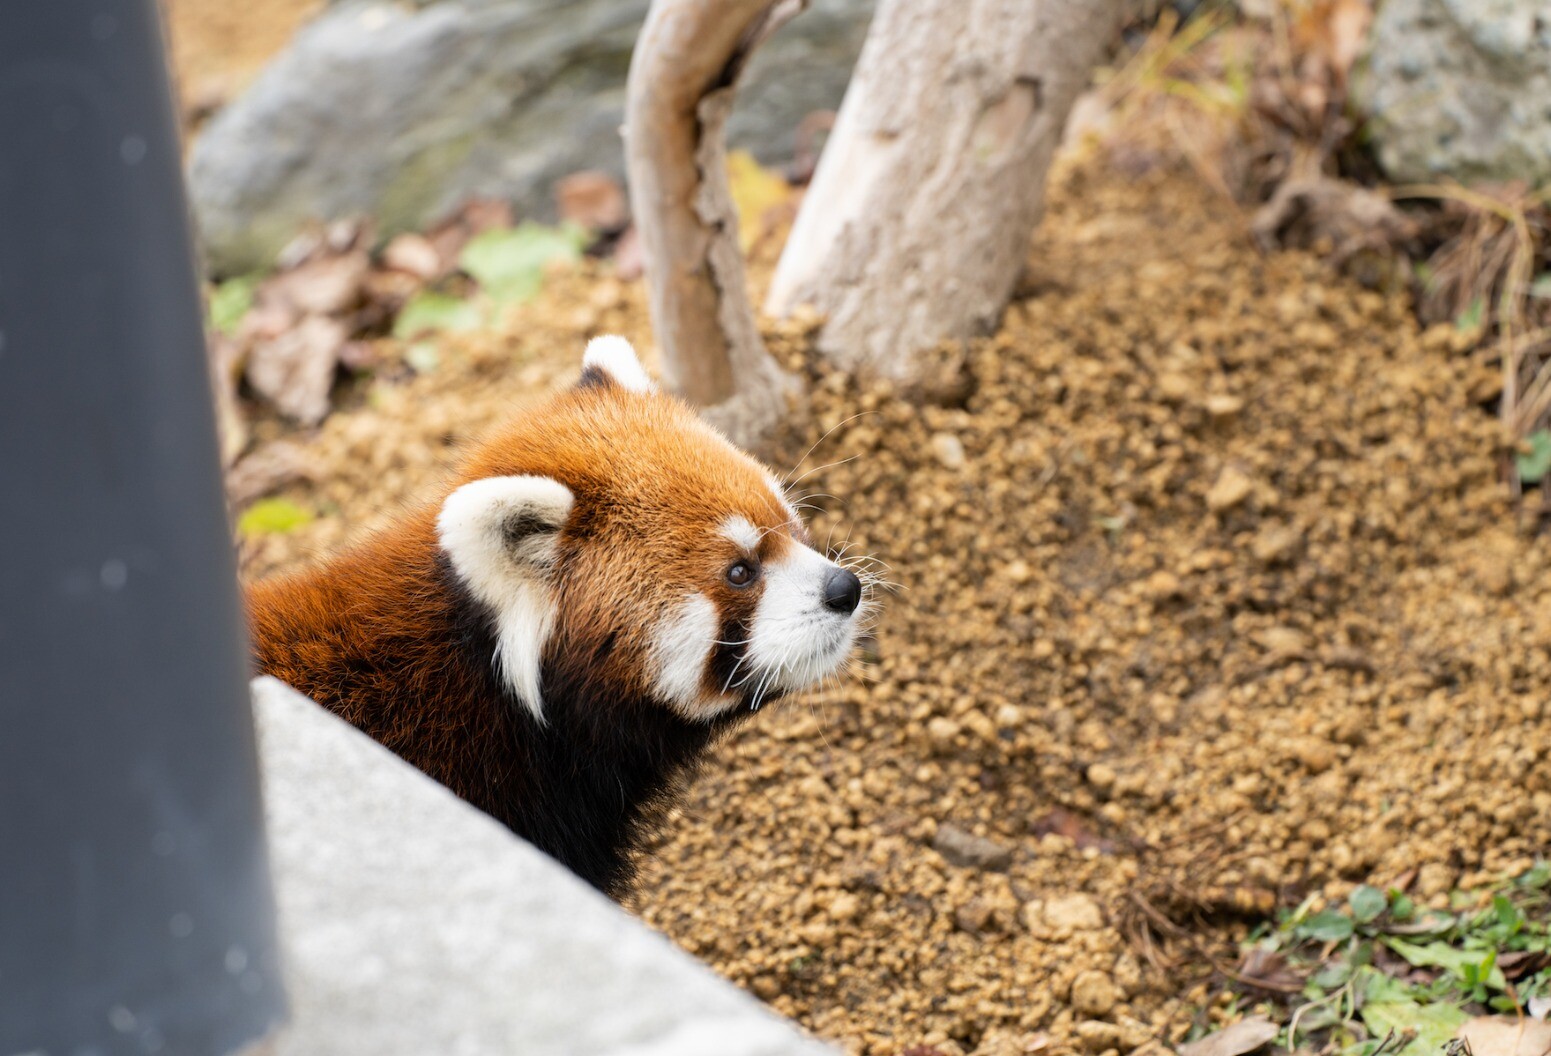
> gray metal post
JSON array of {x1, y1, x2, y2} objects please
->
[{"x1": 0, "y1": 4, "x2": 287, "y2": 1054}]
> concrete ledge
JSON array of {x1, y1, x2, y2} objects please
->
[{"x1": 252, "y1": 676, "x2": 835, "y2": 1056}]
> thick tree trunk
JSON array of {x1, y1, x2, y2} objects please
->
[
  {"x1": 625, "y1": 0, "x2": 803, "y2": 447},
  {"x1": 765, "y1": 0, "x2": 1126, "y2": 379}
]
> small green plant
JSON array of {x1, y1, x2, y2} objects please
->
[
  {"x1": 1517, "y1": 429, "x2": 1551, "y2": 485},
  {"x1": 1219, "y1": 865, "x2": 1551, "y2": 1056},
  {"x1": 457, "y1": 222, "x2": 588, "y2": 304},
  {"x1": 389, "y1": 222, "x2": 588, "y2": 341},
  {"x1": 392, "y1": 290, "x2": 483, "y2": 340},
  {"x1": 238, "y1": 497, "x2": 314, "y2": 536},
  {"x1": 1455, "y1": 297, "x2": 1485, "y2": 335},
  {"x1": 208, "y1": 274, "x2": 260, "y2": 336}
]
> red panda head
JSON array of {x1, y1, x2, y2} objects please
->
[{"x1": 435, "y1": 337, "x2": 867, "y2": 726}]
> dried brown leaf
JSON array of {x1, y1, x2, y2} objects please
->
[
  {"x1": 225, "y1": 440, "x2": 315, "y2": 507},
  {"x1": 1031, "y1": 808, "x2": 1120, "y2": 854},
  {"x1": 261, "y1": 251, "x2": 370, "y2": 317},
  {"x1": 424, "y1": 197, "x2": 516, "y2": 272},
  {"x1": 237, "y1": 300, "x2": 301, "y2": 344},
  {"x1": 381, "y1": 233, "x2": 444, "y2": 282},
  {"x1": 1496, "y1": 950, "x2": 1551, "y2": 981},
  {"x1": 1178, "y1": 1017, "x2": 1280, "y2": 1056},
  {"x1": 1458, "y1": 1017, "x2": 1551, "y2": 1056},
  {"x1": 1236, "y1": 947, "x2": 1306, "y2": 993},
  {"x1": 556, "y1": 170, "x2": 628, "y2": 233},
  {"x1": 1293, "y1": 0, "x2": 1372, "y2": 88},
  {"x1": 456, "y1": 198, "x2": 514, "y2": 235},
  {"x1": 246, "y1": 316, "x2": 348, "y2": 425}
]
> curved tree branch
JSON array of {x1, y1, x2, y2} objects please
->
[{"x1": 625, "y1": 0, "x2": 805, "y2": 447}]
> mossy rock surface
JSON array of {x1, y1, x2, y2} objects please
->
[{"x1": 189, "y1": 0, "x2": 874, "y2": 274}]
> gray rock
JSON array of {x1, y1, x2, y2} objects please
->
[
  {"x1": 189, "y1": 0, "x2": 873, "y2": 274},
  {"x1": 1357, "y1": 0, "x2": 1551, "y2": 184},
  {"x1": 931, "y1": 823, "x2": 1014, "y2": 871},
  {"x1": 251, "y1": 676, "x2": 835, "y2": 1055}
]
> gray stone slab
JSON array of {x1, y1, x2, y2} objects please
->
[
  {"x1": 251, "y1": 676, "x2": 834, "y2": 1056},
  {"x1": 189, "y1": 0, "x2": 874, "y2": 273}
]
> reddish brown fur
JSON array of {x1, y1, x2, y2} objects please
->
[{"x1": 247, "y1": 372, "x2": 805, "y2": 893}]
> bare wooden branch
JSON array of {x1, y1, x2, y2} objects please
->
[
  {"x1": 765, "y1": 0, "x2": 1126, "y2": 380},
  {"x1": 625, "y1": 0, "x2": 803, "y2": 446}
]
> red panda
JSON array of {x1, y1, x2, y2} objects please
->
[{"x1": 246, "y1": 337, "x2": 867, "y2": 896}]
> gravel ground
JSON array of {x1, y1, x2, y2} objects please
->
[
  {"x1": 165, "y1": 0, "x2": 321, "y2": 105},
  {"x1": 239, "y1": 158, "x2": 1551, "y2": 1056}
]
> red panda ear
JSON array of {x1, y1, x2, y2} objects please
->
[
  {"x1": 579, "y1": 335, "x2": 655, "y2": 393},
  {"x1": 436, "y1": 475, "x2": 573, "y2": 721}
]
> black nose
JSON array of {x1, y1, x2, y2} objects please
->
[{"x1": 823, "y1": 567, "x2": 862, "y2": 615}]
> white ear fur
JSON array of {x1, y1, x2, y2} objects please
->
[
  {"x1": 437, "y1": 475, "x2": 573, "y2": 722},
  {"x1": 581, "y1": 335, "x2": 655, "y2": 393}
]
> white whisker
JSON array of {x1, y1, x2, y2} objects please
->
[
  {"x1": 785, "y1": 453, "x2": 860, "y2": 491},
  {"x1": 780, "y1": 410, "x2": 876, "y2": 487}
]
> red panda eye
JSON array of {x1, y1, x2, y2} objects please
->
[{"x1": 726, "y1": 560, "x2": 757, "y2": 587}]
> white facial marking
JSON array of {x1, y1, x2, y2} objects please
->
[
  {"x1": 765, "y1": 474, "x2": 800, "y2": 524},
  {"x1": 582, "y1": 335, "x2": 655, "y2": 393},
  {"x1": 437, "y1": 475, "x2": 573, "y2": 722},
  {"x1": 649, "y1": 592, "x2": 735, "y2": 721},
  {"x1": 743, "y1": 544, "x2": 861, "y2": 704},
  {"x1": 719, "y1": 514, "x2": 761, "y2": 553}
]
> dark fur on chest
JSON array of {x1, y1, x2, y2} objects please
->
[
  {"x1": 414, "y1": 560, "x2": 737, "y2": 897},
  {"x1": 252, "y1": 551, "x2": 742, "y2": 898}
]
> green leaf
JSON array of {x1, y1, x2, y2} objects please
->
[
  {"x1": 403, "y1": 342, "x2": 440, "y2": 374},
  {"x1": 1353, "y1": 965, "x2": 1410, "y2": 1004},
  {"x1": 1456, "y1": 296, "x2": 1485, "y2": 333},
  {"x1": 1518, "y1": 430, "x2": 1551, "y2": 485},
  {"x1": 1359, "y1": 996, "x2": 1468, "y2": 1056},
  {"x1": 1389, "y1": 891, "x2": 1417, "y2": 922},
  {"x1": 1384, "y1": 938, "x2": 1508, "y2": 991},
  {"x1": 209, "y1": 275, "x2": 259, "y2": 336},
  {"x1": 727, "y1": 150, "x2": 792, "y2": 251},
  {"x1": 1296, "y1": 1000, "x2": 1345, "y2": 1034},
  {"x1": 1282, "y1": 894, "x2": 1322, "y2": 931},
  {"x1": 1299, "y1": 910, "x2": 1357, "y2": 943},
  {"x1": 1313, "y1": 959, "x2": 1356, "y2": 989},
  {"x1": 237, "y1": 498, "x2": 313, "y2": 536},
  {"x1": 1517, "y1": 862, "x2": 1551, "y2": 890},
  {"x1": 458, "y1": 222, "x2": 587, "y2": 304},
  {"x1": 1351, "y1": 886, "x2": 1388, "y2": 924},
  {"x1": 1491, "y1": 895, "x2": 1524, "y2": 934},
  {"x1": 393, "y1": 291, "x2": 483, "y2": 339}
]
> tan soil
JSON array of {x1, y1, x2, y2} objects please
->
[
  {"x1": 162, "y1": 0, "x2": 321, "y2": 106},
  {"x1": 238, "y1": 152, "x2": 1551, "y2": 1056}
]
